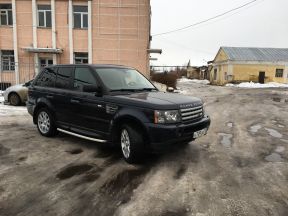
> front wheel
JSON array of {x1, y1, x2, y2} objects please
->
[
  {"x1": 9, "y1": 93, "x2": 21, "y2": 106},
  {"x1": 36, "y1": 108, "x2": 57, "y2": 137},
  {"x1": 120, "y1": 124, "x2": 145, "y2": 164}
]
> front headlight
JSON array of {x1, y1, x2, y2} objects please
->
[{"x1": 154, "y1": 110, "x2": 181, "y2": 124}]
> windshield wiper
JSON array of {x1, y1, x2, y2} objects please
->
[
  {"x1": 110, "y1": 88, "x2": 158, "y2": 92},
  {"x1": 138, "y1": 88, "x2": 158, "y2": 91},
  {"x1": 110, "y1": 89, "x2": 138, "y2": 92}
]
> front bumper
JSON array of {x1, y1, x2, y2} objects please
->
[{"x1": 145, "y1": 115, "x2": 211, "y2": 151}]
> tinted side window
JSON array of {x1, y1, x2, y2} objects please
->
[
  {"x1": 56, "y1": 67, "x2": 73, "y2": 89},
  {"x1": 35, "y1": 68, "x2": 56, "y2": 87},
  {"x1": 74, "y1": 67, "x2": 97, "y2": 91}
]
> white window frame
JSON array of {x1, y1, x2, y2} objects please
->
[
  {"x1": 1, "y1": 51, "x2": 15, "y2": 71},
  {"x1": 0, "y1": 8, "x2": 12, "y2": 26},
  {"x1": 37, "y1": 5, "x2": 51, "y2": 28},
  {"x1": 73, "y1": 6, "x2": 88, "y2": 29},
  {"x1": 74, "y1": 53, "x2": 88, "y2": 64}
]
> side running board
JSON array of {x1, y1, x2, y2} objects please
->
[{"x1": 57, "y1": 128, "x2": 107, "y2": 143}]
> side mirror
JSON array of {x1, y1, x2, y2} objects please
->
[
  {"x1": 83, "y1": 85, "x2": 102, "y2": 96},
  {"x1": 24, "y1": 81, "x2": 31, "y2": 87}
]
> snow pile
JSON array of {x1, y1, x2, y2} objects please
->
[
  {"x1": 178, "y1": 78, "x2": 210, "y2": 85},
  {"x1": 174, "y1": 89, "x2": 188, "y2": 95},
  {"x1": 0, "y1": 96, "x2": 4, "y2": 103},
  {"x1": 226, "y1": 81, "x2": 288, "y2": 88},
  {"x1": 0, "y1": 103, "x2": 27, "y2": 116}
]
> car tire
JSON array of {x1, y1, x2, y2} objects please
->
[
  {"x1": 9, "y1": 93, "x2": 21, "y2": 106},
  {"x1": 36, "y1": 108, "x2": 57, "y2": 137},
  {"x1": 120, "y1": 124, "x2": 145, "y2": 164}
]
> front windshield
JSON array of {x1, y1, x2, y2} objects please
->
[{"x1": 95, "y1": 68, "x2": 156, "y2": 91}]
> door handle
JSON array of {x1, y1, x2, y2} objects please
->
[
  {"x1": 70, "y1": 99, "x2": 80, "y2": 104},
  {"x1": 46, "y1": 95, "x2": 54, "y2": 99}
]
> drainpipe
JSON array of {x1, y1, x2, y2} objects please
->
[
  {"x1": 68, "y1": 0, "x2": 74, "y2": 64},
  {"x1": 32, "y1": 0, "x2": 39, "y2": 74},
  {"x1": 88, "y1": 0, "x2": 92, "y2": 64},
  {"x1": 51, "y1": 0, "x2": 57, "y2": 64},
  {"x1": 12, "y1": 0, "x2": 19, "y2": 84}
]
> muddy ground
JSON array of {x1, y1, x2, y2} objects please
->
[{"x1": 0, "y1": 84, "x2": 288, "y2": 216}]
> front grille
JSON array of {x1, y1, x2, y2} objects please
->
[{"x1": 180, "y1": 105, "x2": 203, "y2": 123}]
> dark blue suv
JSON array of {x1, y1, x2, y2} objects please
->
[{"x1": 27, "y1": 64, "x2": 210, "y2": 163}]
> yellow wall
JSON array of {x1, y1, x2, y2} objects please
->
[
  {"x1": 210, "y1": 48, "x2": 288, "y2": 85},
  {"x1": 233, "y1": 64, "x2": 286, "y2": 83}
]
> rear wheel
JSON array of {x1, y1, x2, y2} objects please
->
[
  {"x1": 36, "y1": 108, "x2": 57, "y2": 137},
  {"x1": 120, "y1": 124, "x2": 145, "y2": 164},
  {"x1": 9, "y1": 93, "x2": 21, "y2": 106}
]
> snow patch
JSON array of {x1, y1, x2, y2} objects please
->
[
  {"x1": 178, "y1": 78, "x2": 210, "y2": 85},
  {"x1": 226, "y1": 81, "x2": 288, "y2": 88}
]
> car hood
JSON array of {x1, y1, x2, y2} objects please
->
[
  {"x1": 105, "y1": 91, "x2": 202, "y2": 109},
  {"x1": 5, "y1": 84, "x2": 26, "y2": 92}
]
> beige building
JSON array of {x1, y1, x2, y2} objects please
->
[
  {"x1": 0, "y1": 0, "x2": 152, "y2": 87},
  {"x1": 210, "y1": 47, "x2": 288, "y2": 85}
]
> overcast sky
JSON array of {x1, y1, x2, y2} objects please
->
[{"x1": 150, "y1": 0, "x2": 288, "y2": 67}]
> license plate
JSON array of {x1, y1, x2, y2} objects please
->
[{"x1": 193, "y1": 128, "x2": 207, "y2": 139}]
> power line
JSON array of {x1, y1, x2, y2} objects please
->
[{"x1": 152, "y1": 0, "x2": 259, "y2": 37}]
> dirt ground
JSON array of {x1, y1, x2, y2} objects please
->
[{"x1": 0, "y1": 84, "x2": 287, "y2": 216}]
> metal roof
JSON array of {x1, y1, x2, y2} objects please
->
[{"x1": 221, "y1": 47, "x2": 288, "y2": 62}]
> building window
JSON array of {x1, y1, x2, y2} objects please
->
[
  {"x1": 74, "y1": 52, "x2": 88, "y2": 64},
  {"x1": 0, "y1": 4, "x2": 13, "y2": 26},
  {"x1": 214, "y1": 69, "x2": 217, "y2": 80},
  {"x1": 73, "y1": 6, "x2": 88, "y2": 29},
  {"x1": 39, "y1": 58, "x2": 53, "y2": 69},
  {"x1": 275, "y1": 69, "x2": 284, "y2": 78},
  {"x1": 1, "y1": 50, "x2": 15, "y2": 71},
  {"x1": 37, "y1": 5, "x2": 51, "y2": 28},
  {"x1": 224, "y1": 72, "x2": 228, "y2": 80}
]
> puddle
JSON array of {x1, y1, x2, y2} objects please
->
[
  {"x1": 265, "y1": 153, "x2": 284, "y2": 162},
  {"x1": 56, "y1": 164, "x2": 94, "y2": 180},
  {"x1": 250, "y1": 124, "x2": 262, "y2": 133},
  {"x1": 218, "y1": 133, "x2": 233, "y2": 148},
  {"x1": 174, "y1": 164, "x2": 187, "y2": 179},
  {"x1": 275, "y1": 146, "x2": 285, "y2": 153},
  {"x1": 0, "y1": 144, "x2": 10, "y2": 156},
  {"x1": 227, "y1": 122, "x2": 233, "y2": 128},
  {"x1": 272, "y1": 97, "x2": 281, "y2": 102},
  {"x1": 265, "y1": 128, "x2": 283, "y2": 138},
  {"x1": 66, "y1": 148, "x2": 83, "y2": 155}
]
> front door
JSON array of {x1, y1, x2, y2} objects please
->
[
  {"x1": 69, "y1": 66, "x2": 110, "y2": 139},
  {"x1": 259, "y1": 71, "x2": 265, "y2": 84}
]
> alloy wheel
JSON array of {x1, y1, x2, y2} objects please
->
[{"x1": 38, "y1": 111, "x2": 51, "y2": 134}]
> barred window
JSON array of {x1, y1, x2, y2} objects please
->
[
  {"x1": 0, "y1": 4, "x2": 13, "y2": 26},
  {"x1": 1, "y1": 50, "x2": 15, "y2": 71},
  {"x1": 275, "y1": 69, "x2": 283, "y2": 78},
  {"x1": 73, "y1": 6, "x2": 88, "y2": 29}
]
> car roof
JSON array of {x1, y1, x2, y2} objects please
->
[{"x1": 47, "y1": 64, "x2": 135, "y2": 70}]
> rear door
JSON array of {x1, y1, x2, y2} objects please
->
[
  {"x1": 69, "y1": 66, "x2": 110, "y2": 139},
  {"x1": 53, "y1": 66, "x2": 74, "y2": 128},
  {"x1": 32, "y1": 67, "x2": 57, "y2": 109}
]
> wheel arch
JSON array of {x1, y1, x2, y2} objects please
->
[
  {"x1": 33, "y1": 99, "x2": 55, "y2": 124},
  {"x1": 8, "y1": 91, "x2": 21, "y2": 103},
  {"x1": 111, "y1": 114, "x2": 150, "y2": 146}
]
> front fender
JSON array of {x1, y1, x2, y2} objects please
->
[{"x1": 109, "y1": 107, "x2": 153, "y2": 143}]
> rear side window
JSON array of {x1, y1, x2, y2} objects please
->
[
  {"x1": 34, "y1": 68, "x2": 56, "y2": 87},
  {"x1": 55, "y1": 67, "x2": 73, "y2": 89},
  {"x1": 74, "y1": 67, "x2": 97, "y2": 91}
]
